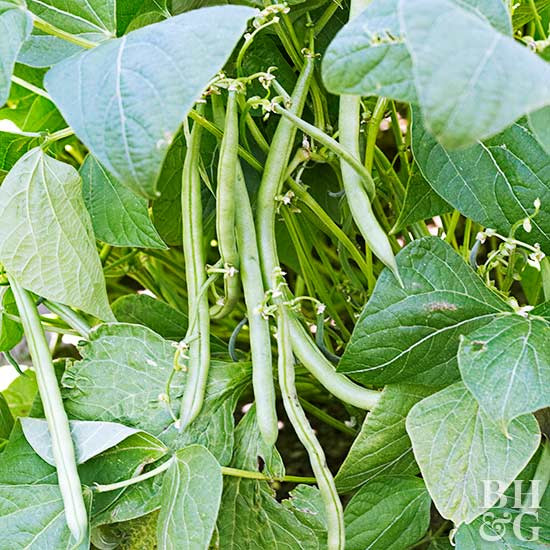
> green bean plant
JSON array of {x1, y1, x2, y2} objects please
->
[{"x1": 0, "y1": 0, "x2": 549, "y2": 548}]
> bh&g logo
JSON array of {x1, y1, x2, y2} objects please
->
[{"x1": 479, "y1": 480, "x2": 542, "y2": 542}]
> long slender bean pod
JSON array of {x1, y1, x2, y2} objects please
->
[
  {"x1": 277, "y1": 308, "x2": 345, "y2": 549},
  {"x1": 235, "y1": 163, "x2": 278, "y2": 445},
  {"x1": 255, "y1": 56, "x2": 382, "y2": 411},
  {"x1": 338, "y1": 0, "x2": 401, "y2": 282},
  {"x1": 210, "y1": 88, "x2": 241, "y2": 319},
  {"x1": 179, "y1": 112, "x2": 211, "y2": 430},
  {"x1": 8, "y1": 276, "x2": 88, "y2": 543}
]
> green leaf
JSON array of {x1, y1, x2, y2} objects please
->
[
  {"x1": 344, "y1": 475, "x2": 431, "y2": 550},
  {"x1": 0, "y1": 287, "x2": 23, "y2": 352},
  {"x1": 62, "y1": 323, "x2": 250, "y2": 462},
  {"x1": 338, "y1": 237, "x2": 509, "y2": 386},
  {"x1": 20, "y1": 417, "x2": 164, "y2": 466},
  {"x1": 0, "y1": 393, "x2": 13, "y2": 441},
  {"x1": 335, "y1": 384, "x2": 432, "y2": 493},
  {"x1": 427, "y1": 540, "x2": 453, "y2": 550},
  {"x1": 400, "y1": 0, "x2": 550, "y2": 148},
  {"x1": 406, "y1": 382, "x2": 541, "y2": 525},
  {"x1": 529, "y1": 106, "x2": 550, "y2": 154},
  {"x1": 321, "y1": 0, "x2": 512, "y2": 103},
  {"x1": 0, "y1": 2, "x2": 32, "y2": 105},
  {"x1": 2, "y1": 370, "x2": 37, "y2": 418},
  {"x1": 455, "y1": 506, "x2": 550, "y2": 548},
  {"x1": 0, "y1": 484, "x2": 91, "y2": 549},
  {"x1": 80, "y1": 155, "x2": 167, "y2": 249},
  {"x1": 151, "y1": 130, "x2": 186, "y2": 245},
  {"x1": 217, "y1": 408, "x2": 325, "y2": 549},
  {"x1": 44, "y1": 6, "x2": 256, "y2": 198},
  {"x1": 0, "y1": 148, "x2": 113, "y2": 321},
  {"x1": 157, "y1": 445, "x2": 222, "y2": 549},
  {"x1": 391, "y1": 171, "x2": 452, "y2": 233},
  {"x1": 282, "y1": 485, "x2": 327, "y2": 546},
  {"x1": 412, "y1": 113, "x2": 550, "y2": 254},
  {"x1": 0, "y1": 131, "x2": 40, "y2": 171},
  {"x1": 0, "y1": 66, "x2": 64, "y2": 133},
  {"x1": 117, "y1": 0, "x2": 169, "y2": 35},
  {"x1": 19, "y1": 0, "x2": 116, "y2": 68},
  {"x1": 459, "y1": 314, "x2": 550, "y2": 431},
  {"x1": 111, "y1": 293, "x2": 188, "y2": 340},
  {"x1": 512, "y1": 0, "x2": 550, "y2": 29}
]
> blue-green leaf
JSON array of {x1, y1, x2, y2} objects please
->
[{"x1": 45, "y1": 6, "x2": 256, "y2": 198}]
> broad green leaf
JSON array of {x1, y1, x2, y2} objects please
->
[
  {"x1": 338, "y1": 237, "x2": 509, "y2": 386},
  {"x1": 400, "y1": 0, "x2": 550, "y2": 148},
  {"x1": 344, "y1": 475, "x2": 431, "y2": 550},
  {"x1": 282, "y1": 485, "x2": 327, "y2": 546},
  {"x1": 217, "y1": 409, "x2": 325, "y2": 549},
  {"x1": 459, "y1": 315, "x2": 550, "y2": 431},
  {"x1": 322, "y1": 0, "x2": 416, "y2": 103},
  {"x1": 406, "y1": 382, "x2": 541, "y2": 525},
  {"x1": 322, "y1": 0, "x2": 512, "y2": 103},
  {"x1": 391, "y1": 171, "x2": 452, "y2": 233},
  {"x1": 0, "y1": 287, "x2": 23, "y2": 352},
  {"x1": 117, "y1": 0, "x2": 169, "y2": 35},
  {"x1": 19, "y1": 0, "x2": 115, "y2": 68},
  {"x1": 335, "y1": 384, "x2": 432, "y2": 493},
  {"x1": 0, "y1": 148, "x2": 113, "y2": 321},
  {"x1": 80, "y1": 155, "x2": 166, "y2": 249},
  {"x1": 455, "y1": 506, "x2": 550, "y2": 548},
  {"x1": 0, "y1": 2, "x2": 32, "y2": 105},
  {"x1": 157, "y1": 445, "x2": 222, "y2": 549},
  {"x1": 0, "y1": 484, "x2": 91, "y2": 549},
  {"x1": 2, "y1": 370, "x2": 37, "y2": 418},
  {"x1": 20, "y1": 417, "x2": 164, "y2": 466},
  {"x1": 529, "y1": 106, "x2": 550, "y2": 154},
  {"x1": 412, "y1": 113, "x2": 550, "y2": 254},
  {"x1": 112, "y1": 293, "x2": 188, "y2": 340},
  {"x1": 45, "y1": 6, "x2": 256, "y2": 198},
  {"x1": 62, "y1": 323, "x2": 250, "y2": 462},
  {"x1": 0, "y1": 393, "x2": 13, "y2": 440}
]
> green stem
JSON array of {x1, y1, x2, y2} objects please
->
[
  {"x1": 541, "y1": 258, "x2": 550, "y2": 302},
  {"x1": 11, "y1": 75, "x2": 52, "y2": 100},
  {"x1": 43, "y1": 300, "x2": 92, "y2": 338},
  {"x1": 33, "y1": 15, "x2": 98, "y2": 49},
  {"x1": 273, "y1": 104, "x2": 375, "y2": 199},
  {"x1": 528, "y1": 0, "x2": 547, "y2": 38},
  {"x1": 93, "y1": 456, "x2": 317, "y2": 493},
  {"x1": 45, "y1": 127, "x2": 75, "y2": 144},
  {"x1": 8, "y1": 276, "x2": 87, "y2": 543},
  {"x1": 299, "y1": 398, "x2": 356, "y2": 437},
  {"x1": 277, "y1": 309, "x2": 345, "y2": 549}
]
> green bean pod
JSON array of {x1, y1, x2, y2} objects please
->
[
  {"x1": 179, "y1": 112, "x2": 211, "y2": 430},
  {"x1": 210, "y1": 88, "x2": 241, "y2": 319},
  {"x1": 277, "y1": 308, "x2": 345, "y2": 549},
  {"x1": 235, "y1": 163, "x2": 278, "y2": 445},
  {"x1": 8, "y1": 276, "x2": 88, "y2": 543}
]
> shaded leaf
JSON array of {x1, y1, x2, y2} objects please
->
[
  {"x1": 344, "y1": 475, "x2": 431, "y2": 550},
  {"x1": 392, "y1": 171, "x2": 452, "y2": 233},
  {"x1": 157, "y1": 445, "x2": 222, "y2": 549},
  {"x1": 2, "y1": 370, "x2": 37, "y2": 418},
  {"x1": 406, "y1": 382, "x2": 541, "y2": 525},
  {"x1": 0, "y1": 131, "x2": 40, "y2": 171},
  {"x1": 0, "y1": 148, "x2": 113, "y2": 321},
  {"x1": 111, "y1": 294, "x2": 188, "y2": 340},
  {"x1": 335, "y1": 384, "x2": 431, "y2": 493},
  {"x1": 412, "y1": 112, "x2": 550, "y2": 254},
  {"x1": 45, "y1": 6, "x2": 256, "y2": 198},
  {"x1": 80, "y1": 155, "x2": 166, "y2": 249},
  {"x1": 0, "y1": 393, "x2": 13, "y2": 441},
  {"x1": 529, "y1": 106, "x2": 550, "y2": 154},
  {"x1": 0, "y1": 287, "x2": 23, "y2": 352},
  {"x1": 338, "y1": 237, "x2": 509, "y2": 386},
  {"x1": 459, "y1": 314, "x2": 550, "y2": 431}
]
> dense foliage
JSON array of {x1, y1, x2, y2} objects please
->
[{"x1": 0, "y1": 0, "x2": 549, "y2": 548}]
